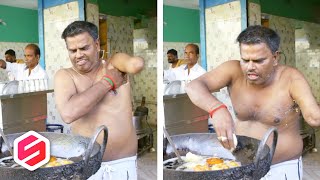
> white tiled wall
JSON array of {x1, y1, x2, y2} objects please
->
[
  {"x1": 268, "y1": 15, "x2": 296, "y2": 67},
  {"x1": 248, "y1": 2, "x2": 261, "y2": 26},
  {"x1": 295, "y1": 22, "x2": 320, "y2": 102},
  {"x1": 266, "y1": 15, "x2": 319, "y2": 101},
  {"x1": 205, "y1": 1, "x2": 242, "y2": 71},
  {"x1": 86, "y1": 3, "x2": 99, "y2": 28},
  {"x1": 107, "y1": 16, "x2": 134, "y2": 54},
  {"x1": 44, "y1": 1, "x2": 80, "y2": 134},
  {"x1": 133, "y1": 18, "x2": 157, "y2": 125},
  {"x1": 204, "y1": 1, "x2": 243, "y2": 115}
]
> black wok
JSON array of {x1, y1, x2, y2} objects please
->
[
  {"x1": 0, "y1": 125, "x2": 108, "y2": 180},
  {"x1": 163, "y1": 127, "x2": 278, "y2": 180}
]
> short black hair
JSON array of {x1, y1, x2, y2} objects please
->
[
  {"x1": 61, "y1": 21, "x2": 98, "y2": 40},
  {"x1": 26, "y1": 44, "x2": 40, "y2": 56},
  {"x1": 236, "y1": 25, "x2": 280, "y2": 54},
  {"x1": 167, "y1": 49, "x2": 178, "y2": 57},
  {"x1": 5, "y1": 49, "x2": 15, "y2": 56},
  {"x1": 186, "y1": 44, "x2": 199, "y2": 55}
]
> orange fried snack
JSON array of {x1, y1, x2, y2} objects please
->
[
  {"x1": 49, "y1": 156, "x2": 57, "y2": 162},
  {"x1": 193, "y1": 164, "x2": 210, "y2": 171},
  {"x1": 206, "y1": 157, "x2": 224, "y2": 166}
]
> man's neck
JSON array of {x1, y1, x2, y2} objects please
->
[
  {"x1": 187, "y1": 63, "x2": 196, "y2": 75},
  {"x1": 27, "y1": 64, "x2": 38, "y2": 75},
  {"x1": 171, "y1": 61, "x2": 178, "y2": 68},
  {"x1": 187, "y1": 63, "x2": 196, "y2": 69}
]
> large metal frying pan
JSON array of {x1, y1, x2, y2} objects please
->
[
  {"x1": 163, "y1": 127, "x2": 278, "y2": 180},
  {"x1": 0, "y1": 125, "x2": 108, "y2": 180}
]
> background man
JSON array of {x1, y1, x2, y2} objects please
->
[
  {"x1": 0, "y1": 44, "x2": 48, "y2": 80},
  {"x1": 164, "y1": 49, "x2": 187, "y2": 82},
  {"x1": 4, "y1": 49, "x2": 24, "y2": 63},
  {"x1": 174, "y1": 43, "x2": 206, "y2": 81},
  {"x1": 55, "y1": 21, "x2": 144, "y2": 180},
  {"x1": 166, "y1": 49, "x2": 186, "y2": 68},
  {"x1": 186, "y1": 25, "x2": 320, "y2": 179}
]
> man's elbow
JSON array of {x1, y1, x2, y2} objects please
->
[
  {"x1": 308, "y1": 119, "x2": 320, "y2": 127},
  {"x1": 185, "y1": 80, "x2": 199, "y2": 94},
  {"x1": 128, "y1": 57, "x2": 144, "y2": 74},
  {"x1": 305, "y1": 114, "x2": 320, "y2": 127},
  {"x1": 60, "y1": 111, "x2": 76, "y2": 124}
]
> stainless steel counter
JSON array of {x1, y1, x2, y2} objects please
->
[
  {"x1": 164, "y1": 93, "x2": 209, "y2": 135},
  {"x1": 0, "y1": 89, "x2": 53, "y2": 134}
]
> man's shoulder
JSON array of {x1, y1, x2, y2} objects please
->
[
  {"x1": 278, "y1": 65, "x2": 304, "y2": 80},
  {"x1": 195, "y1": 63, "x2": 206, "y2": 72},
  {"x1": 16, "y1": 59, "x2": 24, "y2": 64},
  {"x1": 176, "y1": 59, "x2": 187, "y2": 67},
  {"x1": 55, "y1": 68, "x2": 74, "y2": 78},
  {"x1": 216, "y1": 60, "x2": 242, "y2": 72}
]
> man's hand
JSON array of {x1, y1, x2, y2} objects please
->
[
  {"x1": 0, "y1": 59, "x2": 6, "y2": 69},
  {"x1": 101, "y1": 60, "x2": 126, "y2": 89},
  {"x1": 212, "y1": 108, "x2": 236, "y2": 150}
]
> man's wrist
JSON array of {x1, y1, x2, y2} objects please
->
[
  {"x1": 100, "y1": 79, "x2": 113, "y2": 91},
  {"x1": 103, "y1": 75, "x2": 116, "y2": 90},
  {"x1": 209, "y1": 104, "x2": 227, "y2": 118}
]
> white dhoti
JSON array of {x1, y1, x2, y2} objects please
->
[
  {"x1": 87, "y1": 155, "x2": 137, "y2": 180},
  {"x1": 260, "y1": 157, "x2": 302, "y2": 180}
]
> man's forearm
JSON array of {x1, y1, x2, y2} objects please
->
[
  {"x1": 109, "y1": 53, "x2": 144, "y2": 74},
  {"x1": 185, "y1": 80, "x2": 222, "y2": 112},
  {"x1": 58, "y1": 80, "x2": 113, "y2": 124}
]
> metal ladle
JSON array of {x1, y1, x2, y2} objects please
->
[
  {"x1": 0, "y1": 128, "x2": 13, "y2": 156},
  {"x1": 163, "y1": 127, "x2": 183, "y2": 164}
]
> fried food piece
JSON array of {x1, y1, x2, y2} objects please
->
[
  {"x1": 49, "y1": 156, "x2": 57, "y2": 162},
  {"x1": 226, "y1": 161, "x2": 240, "y2": 167},
  {"x1": 211, "y1": 163, "x2": 229, "y2": 170},
  {"x1": 206, "y1": 157, "x2": 223, "y2": 166},
  {"x1": 193, "y1": 164, "x2": 210, "y2": 171},
  {"x1": 43, "y1": 156, "x2": 74, "y2": 168}
]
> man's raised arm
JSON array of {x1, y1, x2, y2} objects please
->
[{"x1": 108, "y1": 53, "x2": 144, "y2": 74}]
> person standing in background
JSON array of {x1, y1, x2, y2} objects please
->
[
  {"x1": 164, "y1": 49, "x2": 187, "y2": 82},
  {"x1": 166, "y1": 49, "x2": 186, "y2": 69},
  {"x1": 0, "y1": 44, "x2": 48, "y2": 80},
  {"x1": 4, "y1": 49, "x2": 24, "y2": 64},
  {"x1": 174, "y1": 43, "x2": 206, "y2": 82}
]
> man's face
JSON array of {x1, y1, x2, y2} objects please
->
[
  {"x1": 5, "y1": 54, "x2": 15, "y2": 63},
  {"x1": 24, "y1": 47, "x2": 39, "y2": 69},
  {"x1": 240, "y1": 43, "x2": 278, "y2": 85},
  {"x1": 65, "y1": 32, "x2": 100, "y2": 73},
  {"x1": 167, "y1": 53, "x2": 177, "y2": 64},
  {"x1": 184, "y1": 45, "x2": 199, "y2": 66}
]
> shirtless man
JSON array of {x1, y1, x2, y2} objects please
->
[
  {"x1": 185, "y1": 25, "x2": 320, "y2": 179},
  {"x1": 54, "y1": 21, "x2": 144, "y2": 180}
]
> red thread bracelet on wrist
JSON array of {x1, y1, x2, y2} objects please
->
[
  {"x1": 209, "y1": 104, "x2": 227, "y2": 118},
  {"x1": 103, "y1": 75, "x2": 117, "y2": 90},
  {"x1": 103, "y1": 77, "x2": 114, "y2": 90}
]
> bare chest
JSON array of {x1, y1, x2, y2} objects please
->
[{"x1": 229, "y1": 84, "x2": 298, "y2": 125}]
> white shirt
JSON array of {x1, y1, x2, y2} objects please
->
[
  {"x1": 6, "y1": 63, "x2": 48, "y2": 81},
  {"x1": 164, "y1": 67, "x2": 181, "y2": 82},
  {"x1": 174, "y1": 63, "x2": 206, "y2": 82}
]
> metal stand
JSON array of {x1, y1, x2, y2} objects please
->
[
  {"x1": 136, "y1": 115, "x2": 154, "y2": 156},
  {"x1": 301, "y1": 127, "x2": 316, "y2": 155}
]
